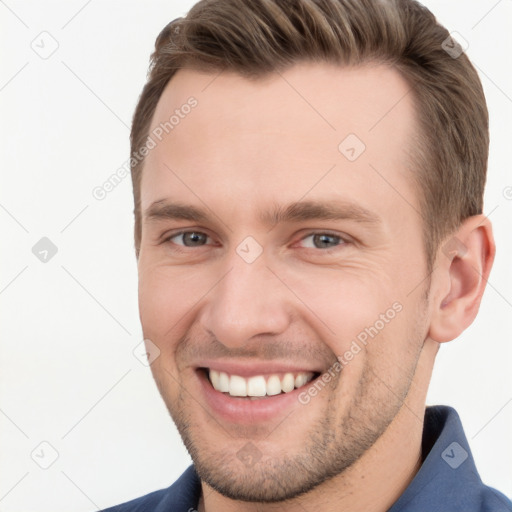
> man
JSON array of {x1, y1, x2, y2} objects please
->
[{"x1": 100, "y1": 0, "x2": 512, "y2": 510}]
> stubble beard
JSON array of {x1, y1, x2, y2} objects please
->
[
  {"x1": 156, "y1": 346, "x2": 423, "y2": 503},
  {"x1": 150, "y1": 293, "x2": 429, "y2": 503}
]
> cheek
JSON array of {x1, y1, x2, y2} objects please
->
[
  {"x1": 288, "y1": 266, "x2": 414, "y2": 387},
  {"x1": 138, "y1": 266, "x2": 190, "y2": 340},
  {"x1": 138, "y1": 263, "x2": 217, "y2": 341},
  {"x1": 290, "y1": 267, "x2": 398, "y2": 345},
  {"x1": 137, "y1": 267, "x2": 204, "y2": 395}
]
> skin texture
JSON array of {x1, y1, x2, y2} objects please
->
[{"x1": 136, "y1": 63, "x2": 495, "y2": 512}]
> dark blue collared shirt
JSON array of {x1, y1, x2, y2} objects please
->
[{"x1": 99, "y1": 406, "x2": 512, "y2": 511}]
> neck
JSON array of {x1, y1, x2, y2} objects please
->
[{"x1": 199, "y1": 339, "x2": 438, "y2": 512}]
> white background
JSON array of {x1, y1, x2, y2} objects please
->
[{"x1": 1, "y1": 1, "x2": 511, "y2": 510}]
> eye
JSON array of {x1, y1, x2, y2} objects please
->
[
  {"x1": 297, "y1": 231, "x2": 347, "y2": 250},
  {"x1": 165, "y1": 230, "x2": 212, "y2": 247},
  {"x1": 162, "y1": 229, "x2": 348, "y2": 252}
]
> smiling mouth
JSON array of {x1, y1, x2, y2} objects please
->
[{"x1": 201, "y1": 368, "x2": 321, "y2": 399}]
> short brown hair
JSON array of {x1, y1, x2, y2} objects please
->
[{"x1": 130, "y1": 0, "x2": 489, "y2": 270}]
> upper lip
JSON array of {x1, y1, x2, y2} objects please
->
[{"x1": 194, "y1": 359, "x2": 324, "y2": 377}]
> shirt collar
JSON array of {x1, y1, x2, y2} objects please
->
[
  {"x1": 160, "y1": 405, "x2": 507, "y2": 512},
  {"x1": 390, "y1": 405, "x2": 482, "y2": 511}
]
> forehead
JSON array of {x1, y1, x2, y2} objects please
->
[{"x1": 140, "y1": 62, "x2": 419, "y2": 228}]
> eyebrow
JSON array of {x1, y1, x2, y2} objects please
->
[
  {"x1": 260, "y1": 200, "x2": 381, "y2": 226},
  {"x1": 144, "y1": 198, "x2": 381, "y2": 228}
]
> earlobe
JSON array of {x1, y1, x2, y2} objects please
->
[{"x1": 428, "y1": 215, "x2": 495, "y2": 343}]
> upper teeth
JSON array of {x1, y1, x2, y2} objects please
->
[{"x1": 208, "y1": 369, "x2": 314, "y2": 397}]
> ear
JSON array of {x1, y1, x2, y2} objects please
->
[{"x1": 428, "y1": 215, "x2": 495, "y2": 343}]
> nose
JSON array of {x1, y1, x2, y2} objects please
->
[{"x1": 197, "y1": 252, "x2": 292, "y2": 349}]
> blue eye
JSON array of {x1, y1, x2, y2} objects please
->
[
  {"x1": 166, "y1": 231, "x2": 211, "y2": 247},
  {"x1": 163, "y1": 230, "x2": 347, "y2": 253},
  {"x1": 299, "y1": 232, "x2": 345, "y2": 250}
]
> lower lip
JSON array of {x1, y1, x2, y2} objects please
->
[{"x1": 197, "y1": 370, "x2": 315, "y2": 424}]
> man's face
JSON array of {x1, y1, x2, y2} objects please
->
[{"x1": 137, "y1": 63, "x2": 432, "y2": 501}]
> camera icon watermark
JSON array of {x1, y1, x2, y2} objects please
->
[
  {"x1": 31, "y1": 31, "x2": 59, "y2": 60},
  {"x1": 133, "y1": 339, "x2": 161, "y2": 367},
  {"x1": 32, "y1": 237, "x2": 58, "y2": 263},
  {"x1": 441, "y1": 32, "x2": 469, "y2": 59},
  {"x1": 441, "y1": 441, "x2": 468, "y2": 469},
  {"x1": 441, "y1": 236, "x2": 467, "y2": 260},
  {"x1": 31, "y1": 441, "x2": 59, "y2": 469},
  {"x1": 236, "y1": 236, "x2": 263, "y2": 264},
  {"x1": 236, "y1": 442, "x2": 262, "y2": 468},
  {"x1": 338, "y1": 133, "x2": 366, "y2": 162}
]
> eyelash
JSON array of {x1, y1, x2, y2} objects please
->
[{"x1": 161, "y1": 229, "x2": 349, "y2": 253}]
